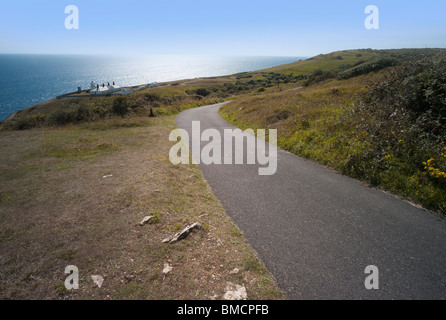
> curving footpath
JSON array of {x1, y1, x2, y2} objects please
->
[{"x1": 176, "y1": 102, "x2": 446, "y2": 299}]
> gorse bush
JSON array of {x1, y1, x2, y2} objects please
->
[
  {"x1": 50, "y1": 109, "x2": 76, "y2": 125},
  {"x1": 423, "y1": 152, "x2": 446, "y2": 179},
  {"x1": 112, "y1": 96, "x2": 130, "y2": 117},
  {"x1": 144, "y1": 93, "x2": 161, "y2": 102},
  {"x1": 4, "y1": 114, "x2": 47, "y2": 130},
  {"x1": 337, "y1": 58, "x2": 398, "y2": 80},
  {"x1": 342, "y1": 52, "x2": 446, "y2": 208},
  {"x1": 362, "y1": 52, "x2": 446, "y2": 130},
  {"x1": 194, "y1": 88, "x2": 211, "y2": 97}
]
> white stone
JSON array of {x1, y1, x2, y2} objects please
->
[
  {"x1": 162, "y1": 222, "x2": 203, "y2": 244},
  {"x1": 229, "y1": 268, "x2": 240, "y2": 274},
  {"x1": 223, "y1": 282, "x2": 247, "y2": 300},
  {"x1": 91, "y1": 275, "x2": 104, "y2": 288},
  {"x1": 163, "y1": 263, "x2": 173, "y2": 275},
  {"x1": 139, "y1": 215, "x2": 153, "y2": 226}
]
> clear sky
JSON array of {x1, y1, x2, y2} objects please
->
[{"x1": 0, "y1": 0, "x2": 445, "y2": 56}]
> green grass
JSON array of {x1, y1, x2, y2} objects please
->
[{"x1": 259, "y1": 48, "x2": 442, "y2": 76}]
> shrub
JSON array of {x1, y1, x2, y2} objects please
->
[
  {"x1": 112, "y1": 96, "x2": 130, "y2": 117},
  {"x1": 361, "y1": 52, "x2": 446, "y2": 132},
  {"x1": 75, "y1": 105, "x2": 91, "y2": 122},
  {"x1": 194, "y1": 88, "x2": 211, "y2": 97},
  {"x1": 338, "y1": 58, "x2": 398, "y2": 79},
  {"x1": 2, "y1": 114, "x2": 48, "y2": 130},
  {"x1": 49, "y1": 109, "x2": 76, "y2": 126},
  {"x1": 144, "y1": 93, "x2": 161, "y2": 102},
  {"x1": 304, "y1": 71, "x2": 336, "y2": 86},
  {"x1": 342, "y1": 51, "x2": 446, "y2": 208},
  {"x1": 312, "y1": 69, "x2": 323, "y2": 77}
]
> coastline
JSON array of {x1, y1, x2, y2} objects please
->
[{"x1": 0, "y1": 55, "x2": 303, "y2": 122}]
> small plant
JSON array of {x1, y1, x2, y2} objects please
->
[
  {"x1": 167, "y1": 222, "x2": 182, "y2": 232},
  {"x1": 423, "y1": 149, "x2": 446, "y2": 179},
  {"x1": 149, "y1": 214, "x2": 160, "y2": 224}
]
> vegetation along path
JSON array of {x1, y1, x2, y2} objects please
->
[{"x1": 176, "y1": 102, "x2": 446, "y2": 299}]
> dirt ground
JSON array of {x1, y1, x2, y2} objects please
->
[{"x1": 0, "y1": 115, "x2": 284, "y2": 300}]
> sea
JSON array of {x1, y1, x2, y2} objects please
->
[{"x1": 0, "y1": 55, "x2": 304, "y2": 121}]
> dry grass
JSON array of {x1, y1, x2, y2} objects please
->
[{"x1": 0, "y1": 115, "x2": 284, "y2": 300}]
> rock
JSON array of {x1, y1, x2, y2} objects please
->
[
  {"x1": 91, "y1": 275, "x2": 104, "y2": 288},
  {"x1": 223, "y1": 282, "x2": 247, "y2": 300},
  {"x1": 123, "y1": 274, "x2": 135, "y2": 283},
  {"x1": 162, "y1": 222, "x2": 203, "y2": 244},
  {"x1": 139, "y1": 215, "x2": 153, "y2": 226},
  {"x1": 229, "y1": 268, "x2": 239, "y2": 275},
  {"x1": 162, "y1": 263, "x2": 173, "y2": 275},
  {"x1": 198, "y1": 214, "x2": 209, "y2": 219}
]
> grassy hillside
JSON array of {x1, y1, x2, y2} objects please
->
[
  {"x1": 259, "y1": 48, "x2": 441, "y2": 75},
  {"x1": 221, "y1": 50, "x2": 446, "y2": 214}
]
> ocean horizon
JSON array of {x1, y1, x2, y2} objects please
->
[{"x1": 0, "y1": 54, "x2": 304, "y2": 121}]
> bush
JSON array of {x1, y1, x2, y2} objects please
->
[
  {"x1": 304, "y1": 71, "x2": 336, "y2": 86},
  {"x1": 338, "y1": 58, "x2": 398, "y2": 79},
  {"x1": 112, "y1": 96, "x2": 130, "y2": 117},
  {"x1": 144, "y1": 93, "x2": 160, "y2": 102},
  {"x1": 75, "y1": 105, "x2": 91, "y2": 122},
  {"x1": 49, "y1": 109, "x2": 76, "y2": 126},
  {"x1": 194, "y1": 88, "x2": 211, "y2": 97},
  {"x1": 2, "y1": 114, "x2": 48, "y2": 130},
  {"x1": 186, "y1": 88, "x2": 211, "y2": 97},
  {"x1": 341, "y1": 51, "x2": 446, "y2": 208},
  {"x1": 362, "y1": 52, "x2": 446, "y2": 133},
  {"x1": 312, "y1": 69, "x2": 323, "y2": 77}
]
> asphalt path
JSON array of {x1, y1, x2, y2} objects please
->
[{"x1": 176, "y1": 102, "x2": 446, "y2": 299}]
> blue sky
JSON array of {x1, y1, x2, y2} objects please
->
[{"x1": 0, "y1": 0, "x2": 445, "y2": 56}]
